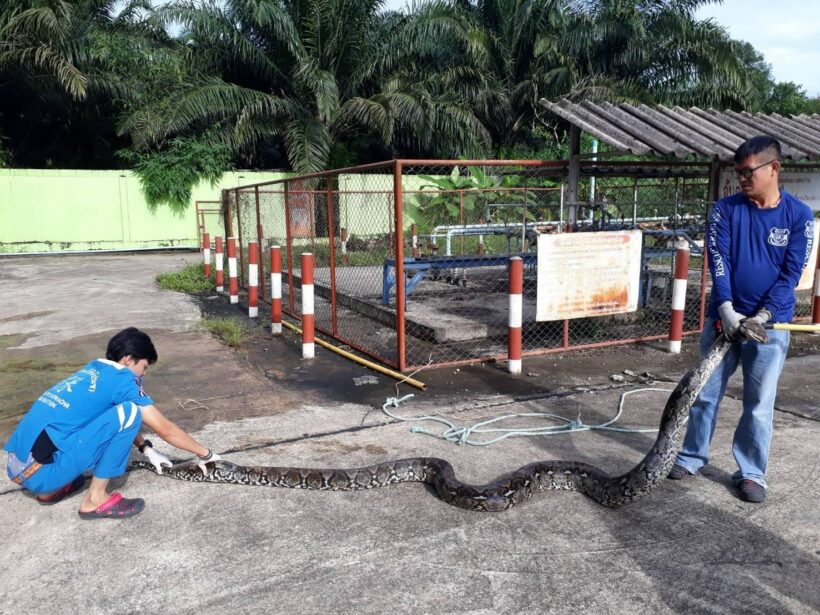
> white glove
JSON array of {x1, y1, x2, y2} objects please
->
[
  {"x1": 196, "y1": 449, "x2": 222, "y2": 475},
  {"x1": 748, "y1": 308, "x2": 772, "y2": 325},
  {"x1": 717, "y1": 301, "x2": 745, "y2": 339},
  {"x1": 144, "y1": 446, "x2": 172, "y2": 475}
]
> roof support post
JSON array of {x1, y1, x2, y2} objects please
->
[
  {"x1": 708, "y1": 155, "x2": 722, "y2": 203},
  {"x1": 566, "y1": 125, "x2": 581, "y2": 228}
]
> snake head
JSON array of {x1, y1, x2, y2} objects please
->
[{"x1": 737, "y1": 319, "x2": 769, "y2": 344}]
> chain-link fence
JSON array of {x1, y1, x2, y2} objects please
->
[
  {"x1": 220, "y1": 159, "x2": 818, "y2": 371},
  {"x1": 195, "y1": 200, "x2": 223, "y2": 249},
  {"x1": 396, "y1": 161, "x2": 711, "y2": 368}
]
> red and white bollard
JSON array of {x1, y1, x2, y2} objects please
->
[
  {"x1": 227, "y1": 237, "x2": 239, "y2": 304},
  {"x1": 668, "y1": 241, "x2": 690, "y2": 354},
  {"x1": 301, "y1": 253, "x2": 315, "y2": 358},
  {"x1": 214, "y1": 236, "x2": 224, "y2": 293},
  {"x1": 508, "y1": 256, "x2": 523, "y2": 375},
  {"x1": 270, "y1": 246, "x2": 283, "y2": 334},
  {"x1": 340, "y1": 228, "x2": 349, "y2": 265},
  {"x1": 202, "y1": 232, "x2": 211, "y2": 278},
  {"x1": 248, "y1": 241, "x2": 259, "y2": 318}
]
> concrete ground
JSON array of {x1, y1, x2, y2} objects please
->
[{"x1": 0, "y1": 253, "x2": 818, "y2": 615}]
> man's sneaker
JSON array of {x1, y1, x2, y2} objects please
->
[
  {"x1": 667, "y1": 464, "x2": 692, "y2": 480},
  {"x1": 737, "y1": 479, "x2": 766, "y2": 503}
]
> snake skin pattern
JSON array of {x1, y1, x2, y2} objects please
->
[{"x1": 130, "y1": 337, "x2": 730, "y2": 511}]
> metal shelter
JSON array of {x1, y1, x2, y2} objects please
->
[{"x1": 539, "y1": 99, "x2": 820, "y2": 223}]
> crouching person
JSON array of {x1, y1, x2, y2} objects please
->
[{"x1": 3, "y1": 327, "x2": 220, "y2": 519}]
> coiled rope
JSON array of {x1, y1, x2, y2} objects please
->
[{"x1": 382, "y1": 388, "x2": 675, "y2": 446}]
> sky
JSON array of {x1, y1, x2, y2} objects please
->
[
  {"x1": 694, "y1": 1, "x2": 820, "y2": 96},
  {"x1": 379, "y1": 0, "x2": 820, "y2": 97}
]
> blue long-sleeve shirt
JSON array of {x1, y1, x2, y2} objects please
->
[{"x1": 706, "y1": 190, "x2": 814, "y2": 322}]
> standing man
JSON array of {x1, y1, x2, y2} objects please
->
[{"x1": 668, "y1": 136, "x2": 814, "y2": 503}]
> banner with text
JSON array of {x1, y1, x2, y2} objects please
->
[
  {"x1": 718, "y1": 170, "x2": 820, "y2": 211},
  {"x1": 797, "y1": 219, "x2": 819, "y2": 291},
  {"x1": 536, "y1": 230, "x2": 642, "y2": 321}
]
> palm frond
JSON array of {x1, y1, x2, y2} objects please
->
[{"x1": 284, "y1": 116, "x2": 332, "y2": 173}]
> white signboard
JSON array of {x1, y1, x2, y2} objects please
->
[
  {"x1": 797, "y1": 220, "x2": 819, "y2": 291},
  {"x1": 536, "y1": 230, "x2": 642, "y2": 321},
  {"x1": 718, "y1": 170, "x2": 820, "y2": 211}
]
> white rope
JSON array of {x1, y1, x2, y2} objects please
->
[{"x1": 382, "y1": 387, "x2": 675, "y2": 446}]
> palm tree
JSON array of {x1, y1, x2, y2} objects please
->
[
  {"x1": 0, "y1": 0, "x2": 179, "y2": 167},
  {"x1": 384, "y1": 0, "x2": 566, "y2": 153},
  {"x1": 122, "y1": 0, "x2": 490, "y2": 174},
  {"x1": 553, "y1": 0, "x2": 754, "y2": 109},
  {"x1": 0, "y1": 0, "x2": 89, "y2": 99},
  {"x1": 395, "y1": 0, "x2": 756, "y2": 156}
]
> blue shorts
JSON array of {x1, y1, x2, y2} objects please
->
[{"x1": 15, "y1": 402, "x2": 142, "y2": 494}]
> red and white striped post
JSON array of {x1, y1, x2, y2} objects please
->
[
  {"x1": 340, "y1": 228, "x2": 349, "y2": 265},
  {"x1": 227, "y1": 237, "x2": 239, "y2": 305},
  {"x1": 248, "y1": 241, "x2": 259, "y2": 318},
  {"x1": 301, "y1": 253, "x2": 315, "y2": 358},
  {"x1": 214, "y1": 237, "x2": 224, "y2": 293},
  {"x1": 508, "y1": 256, "x2": 523, "y2": 375},
  {"x1": 202, "y1": 232, "x2": 211, "y2": 278},
  {"x1": 668, "y1": 241, "x2": 690, "y2": 354},
  {"x1": 270, "y1": 246, "x2": 283, "y2": 334}
]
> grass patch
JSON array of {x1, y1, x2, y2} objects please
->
[
  {"x1": 200, "y1": 317, "x2": 247, "y2": 347},
  {"x1": 155, "y1": 264, "x2": 212, "y2": 293}
]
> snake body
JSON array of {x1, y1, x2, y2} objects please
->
[{"x1": 131, "y1": 338, "x2": 729, "y2": 511}]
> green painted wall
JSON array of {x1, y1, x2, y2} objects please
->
[{"x1": 0, "y1": 169, "x2": 287, "y2": 254}]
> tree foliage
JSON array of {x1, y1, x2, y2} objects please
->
[{"x1": 1, "y1": 0, "x2": 817, "y2": 209}]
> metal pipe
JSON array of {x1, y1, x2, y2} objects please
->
[
  {"x1": 394, "y1": 161, "x2": 407, "y2": 371},
  {"x1": 326, "y1": 178, "x2": 339, "y2": 336},
  {"x1": 284, "y1": 183, "x2": 295, "y2": 314},
  {"x1": 559, "y1": 184, "x2": 564, "y2": 230},
  {"x1": 255, "y1": 185, "x2": 265, "y2": 300},
  {"x1": 765, "y1": 323, "x2": 820, "y2": 332},
  {"x1": 589, "y1": 139, "x2": 598, "y2": 218},
  {"x1": 280, "y1": 320, "x2": 426, "y2": 390}
]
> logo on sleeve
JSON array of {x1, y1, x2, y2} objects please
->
[
  {"x1": 136, "y1": 376, "x2": 147, "y2": 398},
  {"x1": 767, "y1": 227, "x2": 790, "y2": 247},
  {"x1": 807, "y1": 220, "x2": 815, "y2": 239}
]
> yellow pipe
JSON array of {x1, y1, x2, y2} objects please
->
[
  {"x1": 766, "y1": 323, "x2": 820, "y2": 332},
  {"x1": 280, "y1": 320, "x2": 427, "y2": 390}
]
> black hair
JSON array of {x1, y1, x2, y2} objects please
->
[
  {"x1": 734, "y1": 135, "x2": 782, "y2": 164},
  {"x1": 106, "y1": 327, "x2": 158, "y2": 364}
]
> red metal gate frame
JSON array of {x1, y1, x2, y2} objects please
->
[{"x1": 221, "y1": 159, "x2": 820, "y2": 372}]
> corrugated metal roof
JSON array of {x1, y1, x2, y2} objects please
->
[{"x1": 540, "y1": 99, "x2": 820, "y2": 161}]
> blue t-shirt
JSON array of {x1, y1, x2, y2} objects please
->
[
  {"x1": 706, "y1": 190, "x2": 815, "y2": 322},
  {"x1": 3, "y1": 359, "x2": 154, "y2": 459}
]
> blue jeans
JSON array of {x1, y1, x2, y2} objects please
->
[{"x1": 675, "y1": 319, "x2": 790, "y2": 488}]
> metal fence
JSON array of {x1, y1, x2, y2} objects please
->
[
  {"x1": 195, "y1": 200, "x2": 223, "y2": 248},
  {"x1": 220, "y1": 159, "x2": 818, "y2": 371}
]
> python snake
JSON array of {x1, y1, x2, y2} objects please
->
[{"x1": 130, "y1": 337, "x2": 729, "y2": 511}]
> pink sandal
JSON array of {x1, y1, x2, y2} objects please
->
[{"x1": 78, "y1": 493, "x2": 144, "y2": 520}]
